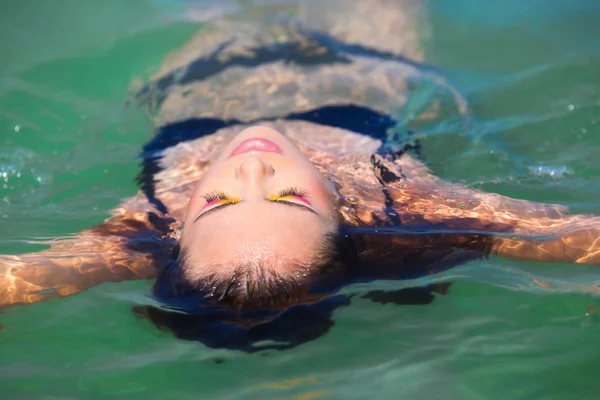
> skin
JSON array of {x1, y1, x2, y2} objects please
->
[
  {"x1": 179, "y1": 125, "x2": 338, "y2": 282},
  {"x1": 1, "y1": 1, "x2": 599, "y2": 307},
  {"x1": 1, "y1": 120, "x2": 599, "y2": 308}
]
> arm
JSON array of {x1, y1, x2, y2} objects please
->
[
  {"x1": 0, "y1": 194, "x2": 175, "y2": 307},
  {"x1": 367, "y1": 154, "x2": 600, "y2": 265},
  {"x1": 487, "y1": 216, "x2": 600, "y2": 264}
]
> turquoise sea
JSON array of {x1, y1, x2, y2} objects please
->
[{"x1": 1, "y1": 1, "x2": 599, "y2": 399}]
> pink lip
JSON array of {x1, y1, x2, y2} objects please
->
[{"x1": 228, "y1": 138, "x2": 282, "y2": 158}]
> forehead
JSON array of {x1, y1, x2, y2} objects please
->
[{"x1": 184, "y1": 202, "x2": 327, "y2": 273}]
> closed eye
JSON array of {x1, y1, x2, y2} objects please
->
[
  {"x1": 269, "y1": 187, "x2": 311, "y2": 206},
  {"x1": 267, "y1": 198, "x2": 317, "y2": 214},
  {"x1": 193, "y1": 201, "x2": 239, "y2": 222},
  {"x1": 193, "y1": 196, "x2": 317, "y2": 223}
]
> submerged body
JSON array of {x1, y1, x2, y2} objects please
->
[
  {"x1": 1, "y1": 0, "x2": 599, "y2": 349},
  {"x1": 2, "y1": 118, "x2": 599, "y2": 307}
]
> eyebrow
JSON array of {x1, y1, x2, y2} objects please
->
[{"x1": 193, "y1": 199, "x2": 318, "y2": 223}]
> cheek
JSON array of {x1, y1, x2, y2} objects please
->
[
  {"x1": 185, "y1": 163, "x2": 229, "y2": 216},
  {"x1": 185, "y1": 174, "x2": 215, "y2": 220},
  {"x1": 303, "y1": 172, "x2": 335, "y2": 209},
  {"x1": 186, "y1": 182, "x2": 207, "y2": 218}
]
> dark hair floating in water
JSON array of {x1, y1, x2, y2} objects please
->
[
  {"x1": 133, "y1": 295, "x2": 349, "y2": 352},
  {"x1": 136, "y1": 229, "x2": 461, "y2": 352},
  {"x1": 134, "y1": 285, "x2": 449, "y2": 352}
]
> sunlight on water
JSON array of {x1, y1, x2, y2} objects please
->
[{"x1": 1, "y1": 0, "x2": 600, "y2": 399}]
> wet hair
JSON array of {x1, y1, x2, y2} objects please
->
[
  {"x1": 134, "y1": 229, "x2": 463, "y2": 351},
  {"x1": 152, "y1": 232, "x2": 357, "y2": 311},
  {"x1": 134, "y1": 231, "x2": 358, "y2": 351}
]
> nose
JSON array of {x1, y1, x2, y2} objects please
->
[{"x1": 237, "y1": 155, "x2": 275, "y2": 185}]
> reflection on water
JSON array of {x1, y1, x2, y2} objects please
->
[{"x1": 1, "y1": 0, "x2": 600, "y2": 399}]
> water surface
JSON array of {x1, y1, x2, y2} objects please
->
[{"x1": 1, "y1": 1, "x2": 600, "y2": 399}]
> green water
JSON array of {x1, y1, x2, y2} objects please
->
[{"x1": 1, "y1": 1, "x2": 599, "y2": 399}]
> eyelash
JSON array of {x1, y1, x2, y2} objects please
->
[
  {"x1": 202, "y1": 191, "x2": 231, "y2": 203},
  {"x1": 277, "y1": 187, "x2": 308, "y2": 198},
  {"x1": 202, "y1": 187, "x2": 308, "y2": 204}
]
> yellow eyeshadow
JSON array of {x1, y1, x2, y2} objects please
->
[
  {"x1": 269, "y1": 195, "x2": 294, "y2": 201},
  {"x1": 210, "y1": 198, "x2": 240, "y2": 206}
]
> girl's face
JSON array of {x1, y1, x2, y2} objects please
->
[{"x1": 180, "y1": 125, "x2": 338, "y2": 281}]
